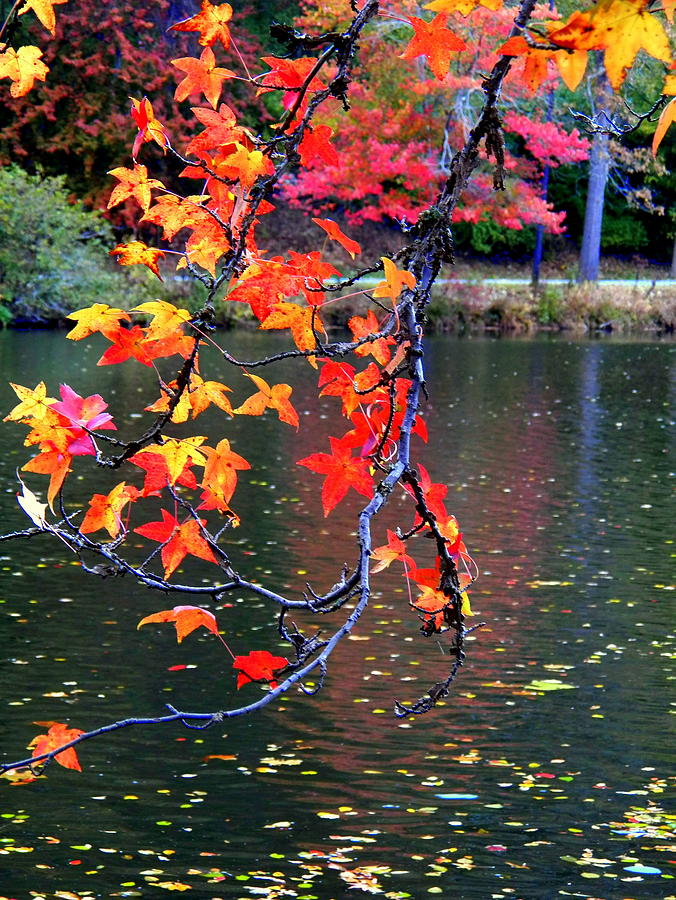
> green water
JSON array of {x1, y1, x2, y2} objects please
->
[{"x1": 0, "y1": 330, "x2": 673, "y2": 898}]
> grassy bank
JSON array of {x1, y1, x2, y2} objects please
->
[
  {"x1": 4, "y1": 276, "x2": 674, "y2": 335},
  {"x1": 423, "y1": 279, "x2": 676, "y2": 334}
]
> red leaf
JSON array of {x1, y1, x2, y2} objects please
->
[
  {"x1": 299, "y1": 125, "x2": 339, "y2": 167},
  {"x1": 232, "y1": 650, "x2": 289, "y2": 689},
  {"x1": 134, "y1": 510, "x2": 218, "y2": 579},
  {"x1": 297, "y1": 434, "x2": 374, "y2": 516}
]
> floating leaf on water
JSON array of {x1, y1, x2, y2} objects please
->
[
  {"x1": 523, "y1": 679, "x2": 576, "y2": 691},
  {"x1": 623, "y1": 864, "x2": 662, "y2": 874}
]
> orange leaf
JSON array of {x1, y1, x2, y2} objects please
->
[
  {"x1": 499, "y1": 35, "x2": 552, "y2": 93},
  {"x1": 197, "y1": 438, "x2": 250, "y2": 512},
  {"x1": 96, "y1": 324, "x2": 155, "y2": 367},
  {"x1": 137, "y1": 605, "x2": 219, "y2": 643},
  {"x1": 186, "y1": 102, "x2": 245, "y2": 157},
  {"x1": 134, "y1": 509, "x2": 218, "y2": 579},
  {"x1": 400, "y1": 14, "x2": 467, "y2": 81},
  {"x1": 232, "y1": 649, "x2": 289, "y2": 689},
  {"x1": 371, "y1": 530, "x2": 416, "y2": 573},
  {"x1": 259, "y1": 300, "x2": 324, "y2": 365},
  {"x1": 348, "y1": 310, "x2": 395, "y2": 366},
  {"x1": 22, "y1": 449, "x2": 72, "y2": 510},
  {"x1": 172, "y1": 46, "x2": 235, "y2": 109},
  {"x1": 29, "y1": 722, "x2": 85, "y2": 771},
  {"x1": 553, "y1": 47, "x2": 587, "y2": 92},
  {"x1": 79, "y1": 482, "x2": 140, "y2": 539},
  {"x1": 169, "y1": 0, "x2": 233, "y2": 48},
  {"x1": 145, "y1": 374, "x2": 233, "y2": 423},
  {"x1": 201, "y1": 141, "x2": 275, "y2": 190},
  {"x1": 317, "y1": 360, "x2": 383, "y2": 418},
  {"x1": 233, "y1": 372, "x2": 299, "y2": 428},
  {"x1": 652, "y1": 96, "x2": 676, "y2": 155},
  {"x1": 110, "y1": 241, "x2": 165, "y2": 279},
  {"x1": 373, "y1": 257, "x2": 416, "y2": 301},
  {"x1": 107, "y1": 164, "x2": 163, "y2": 213},
  {"x1": 312, "y1": 217, "x2": 361, "y2": 259},
  {"x1": 141, "y1": 194, "x2": 205, "y2": 241}
]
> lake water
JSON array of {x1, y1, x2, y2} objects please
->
[{"x1": 0, "y1": 330, "x2": 673, "y2": 898}]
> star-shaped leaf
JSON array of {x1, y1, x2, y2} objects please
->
[
  {"x1": 0, "y1": 46, "x2": 49, "y2": 97},
  {"x1": 400, "y1": 14, "x2": 467, "y2": 81},
  {"x1": 79, "y1": 482, "x2": 140, "y2": 539},
  {"x1": 65, "y1": 304, "x2": 131, "y2": 341},
  {"x1": 173, "y1": 46, "x2": 235, "y2": 109},
  {"x1": 297, "y1": 435, "x2": 374, "y2": 516},
  {"x1": 29, "y1": 722, "x2": 85, "y2": 771},
  {"x1": 107, "y1": 164, "x2": 163, "y2": 213},
  {"x1": 137, "y1": 605, "x2": 219, "y2": 643},
  {"x1": 4, "y1": 381, "x2": 56, "y2": 423},
  {"x1": 169, "y1": 0, "x2": 233, "y2": 48},
  {"x1": 232, "y1": 650, "x2": 289, "y2": 689},
  {"x1": 134, "y1": 510, "x2": 218, "y2": 580},
  {"x1": 110, "y1": 241, "x2": 165, "y2": 279},
  {"x1": 233, "y1": 372, "x2": 299, "y2": 428},
  {"x1": 373, "y1": 257, "x2": 417, "y2": 301}
]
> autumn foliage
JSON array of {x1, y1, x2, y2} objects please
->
[{"x1": 1, "y1": 0, "x2": 674, "y2": 779}]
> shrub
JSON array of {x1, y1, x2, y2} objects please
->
[{"x1": 0, "y1": 166, "x2": 155, "y2": 323}]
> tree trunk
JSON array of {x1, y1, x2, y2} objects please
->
[
  {"x1": 671, "y1": 232, "x2": 676, "y2": 277},
  {"x1": 532, "y1": 164, "x2": 550, "y2": 287},
  {"x1": 578, "y1": 59, "x2": 612, "y2": 283},
  {"x1": 578, "y1": 128, "x2": 610, "y2": 282}
]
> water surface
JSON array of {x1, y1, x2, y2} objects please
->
[{"x1": 0, "y1": 330, "x2": 673, "y2": 898}]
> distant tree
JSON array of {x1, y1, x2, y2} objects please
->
[{"x1": 0, "y1": 0, "x2": 272, "y2": 208}]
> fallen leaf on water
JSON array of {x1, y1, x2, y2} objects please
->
[{"x1": 523, "y1": 679, "x2": 577, "y2": 691}]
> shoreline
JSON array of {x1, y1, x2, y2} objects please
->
[{"x1": 2, "y1": 278, "x2": 675, "y2": 335}]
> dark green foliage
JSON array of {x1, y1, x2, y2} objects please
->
[
  {"x1": 0, "y1": 166, "x2": 153, "y2": 323},
  {"x1": 454, "y1": 219, "x2": 536, "y2": 259}
]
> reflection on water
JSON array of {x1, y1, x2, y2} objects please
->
[{"x1": 0, "y1": 331, "x2": 674, "y2": 898}]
